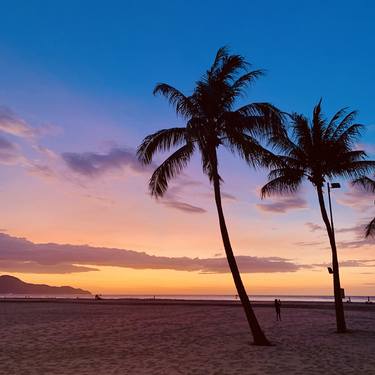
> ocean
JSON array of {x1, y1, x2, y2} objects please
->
[{"x1": 1, "y1": 294, "x2": 374, "y2": 303}]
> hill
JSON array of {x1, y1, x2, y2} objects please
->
[{"x1": 0, "y1": 275, "x2": 91, "y2": 295}]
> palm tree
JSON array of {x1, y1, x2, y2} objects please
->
[
  {"x1": 352, "y1": 176, "x2": 375, "y2": 237},
  {"x1": 137, "y1": 47, "x2": 284, "y2": 345},
  {"x1": 261, "y1": 100, "x2": 375, "y2": 333}
]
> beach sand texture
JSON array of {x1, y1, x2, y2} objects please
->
[{"x1": 0, "y1": 301, "x2": 374, "y2": 375}]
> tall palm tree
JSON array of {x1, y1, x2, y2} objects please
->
[
  {"x1": 261, "y1": 100, "x2": 375, "y2": 333},
  {"x1": 137, "y1": 47, "x2": 284, "y2": 345},
  {"x1": 352, "y1": 176, "x2": 375, "y2": 237}
]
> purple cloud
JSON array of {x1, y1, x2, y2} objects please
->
[
  {"x1": 0, "y1": 233, "x2": 308, "y2": 274},
  {"x1": 256, "y1": 196, "x2": 307, "y2": 213},
  {"x1": 159, "y1": 177, "x2": 207, "y2": 214},
  {"x1": 305, "y1": 222, "x2": 324, "y2": 232},
  {"x1": 293, "y1": 241, "x2": 325, "y2": 247},
  {"x1": 0, "y1": 106, "x2": 37, "y2": 138},
  {"x1": 0, "y1": 136, "x2": 22, "y2": 164},
  {"x1": 337, "y1": 185, "x2": 373, "y2": 211},
  {"x1": 62, "y1": 147, "x2": 151, "y2": 177},
  {"x1": 314, "y1": 259, "x2": 375, "y2": 268},
  {"x1": 162, "y1": 200, "x2": 206, "y2": 213}
]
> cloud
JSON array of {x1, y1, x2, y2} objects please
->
[
  {"x1": 159, "y1": 177, "x2": 207, "y2": 214},
  {"x1": 256, "y1": 196, "x2": 307, "y2": 213},
  {"x1": 0, "y1": 106, "x2": 37, "y2": 138},
  {"x1": 293, "y1": 241, "x2": 325, "y2": 247},
  {"x1": 26, "y1": 163, "x2": 57, "y2": 179},
  {"x1": 201, "y1": 190, "x2": 237, "y2": 202},
  {"x1": 336, "y1": 224, "x2": 365, "y2": 235},
  {"x1": 302, "y1": 221, "x2": 374, "y2": 250},
  {"x1": 27, "y1": 142, "x2": 207, "y2": 214},
  {"x1": 337, "y1": 185, "x2": 373, "y2": 212},
  {"x1": 0, "y1": 261, "x2": 98, "y2": 274},
  {"x1": 337, "y1": 236, "x2": 374, "y2": 249},
  {"x1": 162, "y1": 200, "x2": 206, "y2": 213},
  {"x1": 332, "y1": 221, "x2": 374, "y2": 249},
  {"x1": 62, "y1": 147, "x2": 151, "y2": 177},
  {"x1": 0, "y1": 233, "x2": 309, "y2": 274},
  {"x1": 314, "y1": 259, "x2": 375, "y2": 268},
  {"x1": 221, "y1": 192, "x2": 237, "y2": 201},
  {"x1": 0, "y1": 136, "x2": 23, "y2": 165},
  {"x1": 305, "y1": 222, "x2": 324, "y2": 232}
]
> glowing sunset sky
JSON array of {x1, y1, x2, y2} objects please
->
[{"x1": 0, "y1": 0, "x2": 374, "y2": 294}]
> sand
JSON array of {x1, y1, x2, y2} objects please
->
[{"x1": 0, "y1": 300, "x2": 374, "y2": 375}]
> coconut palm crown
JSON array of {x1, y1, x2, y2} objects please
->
[
  {"x1": 261, "y1": 99, "x2": 375, "y2": 333},
  {"x1": 352, "y1": 176, "x2": 375, "y2": 237},
  {"x1": 137, "y1": 47, "x2": 284, "y2": 345}
]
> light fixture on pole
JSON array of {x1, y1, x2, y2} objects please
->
[{"x1": 327, "y1": 182, "x2": 341, "y2": 240}]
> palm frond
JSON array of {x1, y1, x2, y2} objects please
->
[
  {"x1": 231, "y1": 70, "x2": 264, "y2": 97},
  {"x1": 153, "y1": 83, "x2": 195, "y2": 118},
  {"x1": 216, "y1": 54, "x2": 249, "y2": 83},
  {"x1": 312, "y1": 99, "x2": 326, "y2": 143},
  {"x1": 222, "y1": 132, "x2": 278, "y2": 169},
  {"x1": 261, "y1": 168, "x2": 304, "y2": 198},
  {"x1": 323, "y1": 107, "x2": 349, "y2": 140},
  {"x1": 352, "y1": 176, "x2": 375, "y2": 192},
  {"x1": 137, "y1": 127, "x2": 187, "y2": 164},
  {"x1": 236, "y1": 102, "x2": 285, "y2": 139},
  {"x1": 365, "y1": 217, "x2": 375, "y2": 237},
  {"x1": 290, "y1": 113, "x2": 312, "y2": 151},
  {"x1": 331, "y1": 160, "x2": 375, "y2": 180},
  {"x1": 149, "y1": 142, "x2": 194, "y2": 197},
  {"x1": 335, "y1": 123, "x2": 364, "y2": 148},
  {"x1": 331, "y1": 110, "x2": 358, "y2": 140},
  {"x1": 210, "y1": 46, "x2": 230, "y2": 74}
]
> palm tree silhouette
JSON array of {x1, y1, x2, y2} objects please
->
[
  {"x1": 261, "y1": 100, "x2": 375, "y2": 333},
  {"x1": 137, "y1": 47, "x2": 284, "y2": 345},
  {"x1": 352, "y1": 176, "x2": 375, "y2": 237}
]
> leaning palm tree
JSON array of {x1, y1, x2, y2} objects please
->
[
  {"x1": 137, "y1": 47, "x2": 284, "y2": 345},
  {"x1": 352, "y1": 176, "x2": 375, "y2": 237},
  {"x1": 261, "y1": 100, "x2": 375, "y2": 333}
]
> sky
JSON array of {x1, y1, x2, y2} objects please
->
[{"x1": 0, "y1": 0, "x2": 374, "y2": 295}]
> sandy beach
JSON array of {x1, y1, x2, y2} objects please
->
[{"x1": 0, "y1": 299, "x2": 374, "y2": 375}]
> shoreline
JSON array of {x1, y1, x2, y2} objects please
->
[{"x1": 1, "y1": 297, "x2": 374, "y2": 311}]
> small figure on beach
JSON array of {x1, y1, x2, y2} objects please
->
[
  {"x1": 366, "y1": 296, "x2": 372, "y2": 304},
  {"x1": 347, "y1": 297, "x2": 351, "y2": 303},
  {"x1": 274, "y1": 299, "x2": 281, "y2": 321}
]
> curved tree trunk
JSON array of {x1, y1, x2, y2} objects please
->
[
  {"x1": 212, "y1": 169, "x2": 270, "y2": 345},
  {"x1": 316, "y1": 185, "x2": 347, "y2": 333}
]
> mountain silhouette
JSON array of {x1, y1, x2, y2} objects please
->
[{"x1": 0, "y1": 275, "x2": 91, "y2": 295}]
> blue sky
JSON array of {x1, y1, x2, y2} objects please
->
[
  {"x1": 0, "y1": 0, "x2": 373, "y2": 294},
  {"x1": 2, "y1": 0, "x2": 375, "y2": 116}
]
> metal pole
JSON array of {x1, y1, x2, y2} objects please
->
[{"x1": 327, "y1": 182, "x2": 336, "y2": 241}]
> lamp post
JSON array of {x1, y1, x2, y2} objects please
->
[
  {"x1": 327, "y1": 182, "x2": 345, "y2": 300},
  {"x1": 327, "y1": 182, "x2": 341, "y2": 241}
]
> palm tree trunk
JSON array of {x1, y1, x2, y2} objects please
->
[
  {"x1": 212, "y1": 169, "x2": 270, "y2": 345},
  {"x1": 316, "y1": 185, "x2": 347, "y2": 333}
]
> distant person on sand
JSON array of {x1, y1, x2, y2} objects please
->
[{"x1": 274, "y1": 299, "x2": 281, "y2": 321}]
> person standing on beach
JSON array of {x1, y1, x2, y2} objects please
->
[{"x1": 274, "y1": 299, "x2": 281, "y2": 321}]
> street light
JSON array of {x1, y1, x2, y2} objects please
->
[
  {"x1": 327, "y1": 182, "x2": 345, "y2": 296},
  {"x1": 327, "y1": 182, "x2": 341, "y2": 240}
]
